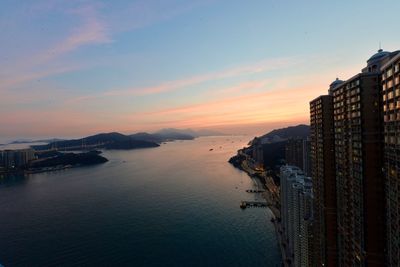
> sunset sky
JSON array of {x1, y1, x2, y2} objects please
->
[{"x1": 1, "y1": 0, "x2": 400, "y2": 142}]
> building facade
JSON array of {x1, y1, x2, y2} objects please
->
[
  {"x1": 0, "y1": 149, "x2": 35, "y2": 169},
  {"x1": 302, "y1": 139, "x2": 311, "y2": 177},
  {"x1": 307, "y1": 48, "x2": 400, "y2": 266},
  {"x1": 280, "y1": 165, "x2": 313, "y2": 267},
  {"x1": 310, "y1": 92, "x2": 338, "y2": 267},
  {"x1": 285, "y1": 139, "x2": 303, "y2": 170},
  {"x1": 330, "y1": 49, "x2": 400, "y2": 266},
  {"x1": 381, "y1": 52, "x2": 400, "y2": 267},
  {"x1": 285, "y1": 138, "x2": 311, "y2": 176}
]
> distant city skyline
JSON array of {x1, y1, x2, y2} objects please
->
[{"x1": 1, "y1": 0, "x2": 400, "y2": 141}]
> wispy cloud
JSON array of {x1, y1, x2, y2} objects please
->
[
  {"x1": 66, "y1": 57, "x2": 299, "y2": 104},
  {"x1": 0, "y1": 4, "x2": 111, "y2": 91},
  {"x1": 105, "y1": 57, "x2": 298, "y2": 96},
  {"x1": 0, "y1": 65, "x2": 78, "y2": 90},
  {"x1": 122, "y1": 73, "x2": 331, "y2": 131},
  {"x1": 41, "y1": 5, "x2": 111, "y2": 63},
  {"x1": 107, "y1": 0, "x2": 216, "y2": 32}
]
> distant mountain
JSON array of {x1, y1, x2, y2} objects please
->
[
  {"x1": 257, "y1": 124, "x2": 310, "y2": 168},
  {"x1": 9, "y1": 139, "x2": 33, "y2": 144},
  {"x1": 36, "y1": 138, "x2": 66, "y2": 143},
  {"x1": 130, "y1": 131, "x2": 194, "y2": 143},
  {"x1": 155, "y1": 128, "x2": 224, "y2": 138},
  {"x1": 7, "y1": 138, "x2": 65, "y2": 145},
  {"x1": 230, "y1": 124, "x2": 310, "y2": 172},
  {"x1": 153, "y1": 132, "x2": 194, "y2": 141},
  {"x1": 32, "y1": 132, "x2": 159, "y2": 151},
  {"x1": 130, "y1": 132, "x2": 162, "y2": 143},
  {"x1": 257, "y1": 124, "x2": 310, "y2": 144}
]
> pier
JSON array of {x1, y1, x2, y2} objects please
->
[{"x1": 240, "y1": 201, "x2": 269, "y2": 209}]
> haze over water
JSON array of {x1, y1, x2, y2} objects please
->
[{"x1": 0, "y1": 136, "x2": 280, "y2": 267}]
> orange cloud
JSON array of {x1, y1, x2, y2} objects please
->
[{"x1": 125, "y1": 82, "x2": 323, "y2": 128}]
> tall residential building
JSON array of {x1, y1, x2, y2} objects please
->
[
  {"x1": 285, "y1": 138, "x2": 311, "y2": 176},
  {"x1": 280, "y1": 165, "x2": 313, "y2": 267},
  {"x1": 310, "y1": 90, "x2": 338, "y2": 266},
  {"x1": 331, "y1": 49, "x2": 398, "y2": 266},
  {"x1": 302, "y1": 138, "x2": 312, "y2": 177},
  {"x1": 381, "y1": 52, "x2": 400, "y2": 267}
]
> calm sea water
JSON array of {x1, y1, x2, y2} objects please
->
[{"x1": 0, "y1": 136, "x2": 280, "y2": 267}]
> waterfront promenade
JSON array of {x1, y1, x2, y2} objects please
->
[{"x1": 235, "y1": 155, "x2": 291, "y2": 266}]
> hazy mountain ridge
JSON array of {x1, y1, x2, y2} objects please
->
[
  {"x1": 258, "y1": 124, "x2": 309, "y2": 168},
  {"x1": 231, "y1": 124, "x2": 310, "y2": 171},
  {"x1": 256, "y1": 124, "x2": 310, "y2": 144},
  {"x1": 31, "y1": 132, "x2": 160, "y2": 151},
  {"x1": 130, "y1": 131, "x2": 194, "y2": 143},
  {"x1": 29, "y1": 128, "x2": 222, "y2": 151},
  {"x1": 154, "y1": 128, "x2": 225, "y2": 138}
]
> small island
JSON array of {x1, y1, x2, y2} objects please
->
[
  {"x1": 1, "y1": 128, "x2": 222, "y2": 175},
  {"x1": 0, "y1": 149, "x2": 108, "y2": 175},
  {"x1": 29, "y1": 151, "x2": 108, "y2": 170},
  {"x1": 32, "y1": 132, "x2": 160, "y2": 151}
]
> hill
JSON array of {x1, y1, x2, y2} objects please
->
[
  {"x1": 130, "y1": 131, "x2": 194, "y2": 143},
  {"x1": 155, "y1": 128, "x2": 224, "y2": 138},
  {"x1": 257, "y1": 124, "x2": 310, "y2": 144},
  {"x1": 230, "y1": 124, "x2": 310, "y2": 173},
  {"x1": 32, "y1": 132, "x2": 159, "y2": 151},
  {"x1": 30, "y1": 151, "x2": 108, "y2": 168}
]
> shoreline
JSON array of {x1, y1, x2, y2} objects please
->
[
  {"x1": 229, "y1": 154, "x2": 291, "y2": 266},
  {"x1": 0, "y1": 165, "x2": 74, "y2": 176}
]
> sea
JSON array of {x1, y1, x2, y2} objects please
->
[{"x1": 0, "y1": 136, "x2": 280, "y2": 267}]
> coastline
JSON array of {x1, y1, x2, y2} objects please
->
[
  {"x1": 1, "y1": 165, "x2": 74, "y2": 176},
  {"x1": 229, "y1": 153, "x2": 291, "y2": 266}
]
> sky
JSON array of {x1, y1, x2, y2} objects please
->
[{"x1": 1, "y1": 0, "x2": 400, "y2": 142}]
